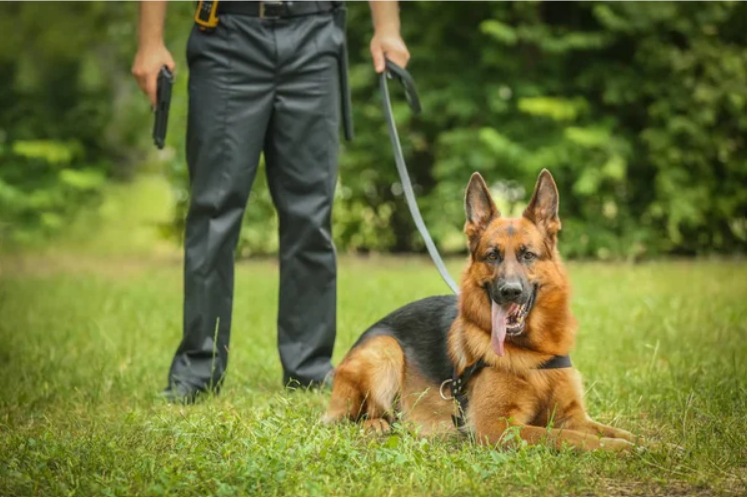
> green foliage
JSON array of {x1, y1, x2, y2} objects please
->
[
  {"x1": 336, "y1": 1, "x2": 747, "y2": 258},
  {"x1": 1, "y1": 257, "x2": 746, "y2": 495},
  {"x1": 0, "y1": 2, "x2": 190, "y2": 247},
  {"x1": 2, "y1": 2, "x2": 746, "y2": 258},
  {"x1": 0, "y1": 140, "x2": 105, "y2": 243},
  {"x1": 0, "y1": 3, "x2": 130, "y2": 245}
]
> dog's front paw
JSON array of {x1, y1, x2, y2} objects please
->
[{"x1": 362, "y1": 418, "x2": 391, "y2": 434}]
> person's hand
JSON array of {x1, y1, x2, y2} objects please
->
[
  {"x1": 132, "y1": 44, "x2": 175, "y2": 107},
  {"x1": 370, "y1": 29, "x2": 410, "y2": 73}
]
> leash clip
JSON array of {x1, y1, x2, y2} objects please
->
[{"x1": 439, "y1": 379, "x2": 453, "y2": 401}]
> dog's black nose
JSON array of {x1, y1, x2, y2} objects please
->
[{"x1": 499, "y1": 281, "x2": 522, "y2": 301}]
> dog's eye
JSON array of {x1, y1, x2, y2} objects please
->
[
  {"x1": 523, "y1": 251, "x2": 536, "y2": 261},
  {"x1": 486, "y1": 251, "x2": 499, "y2": 261}
]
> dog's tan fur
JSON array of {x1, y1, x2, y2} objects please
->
[{"x1": 325, "y1": 170, "x2": 639, "y2": 452}]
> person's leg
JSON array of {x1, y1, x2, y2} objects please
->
[
  {"x1": 263, "y1": 13, "x2": 343, "y2": 387},
  {"x1": 167, "y1": 16, "x2": 276, "y2": 398}
]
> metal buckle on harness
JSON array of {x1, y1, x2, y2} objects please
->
[
  {"x1": 260, "y1": 1, "x2": 286, "y2": 19},
  {"x1": 439, "y1": 379, "x2": 453, "y2": 401}
]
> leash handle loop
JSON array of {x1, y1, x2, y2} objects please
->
[{"x1": 384, "y1": 60, "x2": 422, "y2": 114}]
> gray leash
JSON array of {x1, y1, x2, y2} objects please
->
[{"x1": 379, "y1": 60, "x2": 459, "y2": 294}]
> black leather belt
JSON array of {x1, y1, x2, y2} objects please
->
[{"x1": 217, "y1": 1, "x2": 336, "y2": 19}]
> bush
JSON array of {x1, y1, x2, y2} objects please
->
[{"x1": 3, "y1": 2, "x2": 746, "y2": 258}]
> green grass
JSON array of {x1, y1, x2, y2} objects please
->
[{"x1": 0, "y1": 255, "x2": 745, "y2": 496}]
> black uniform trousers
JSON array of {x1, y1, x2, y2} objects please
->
[{"x1": 168, "y1": 10, "x2": 342, "y2": 390}]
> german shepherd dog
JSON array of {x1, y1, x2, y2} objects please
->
[{"x1": 324, "y1": 170, "x2": 640, "y2": 452}]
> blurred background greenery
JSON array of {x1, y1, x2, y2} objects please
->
[{"x1": 1, "y1": 2, "x2": 746, "y2": 260}]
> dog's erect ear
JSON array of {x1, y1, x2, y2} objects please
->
[
  {"x1": 523, "y1": 169, "x2": 561, "y2": 244},
  {"x1": 464, "y1": 172, "x2": 500, "y2": 250}
]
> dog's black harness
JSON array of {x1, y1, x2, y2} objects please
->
[{"x1": 444, "y1": 355, "x2": 573, "y2": 430}]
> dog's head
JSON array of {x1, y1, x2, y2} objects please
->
[{"x1": 463, "y1": 169, "x2": 571, "y2": 356}]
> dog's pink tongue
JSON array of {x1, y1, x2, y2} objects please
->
[{"x1": 491, "y1": 301, "x2": 508, "y2": 357}]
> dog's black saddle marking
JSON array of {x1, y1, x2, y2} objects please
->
[
  {"x1": 353, "y1": 295, "x2": 459, "y2": 385},
  {"x1": 451, "y1": 355, "x2": 573, "y2": 430}
]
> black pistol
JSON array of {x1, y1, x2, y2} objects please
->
[{"x1": 153, "y1": 66, "x2": 173, "y2": 150}]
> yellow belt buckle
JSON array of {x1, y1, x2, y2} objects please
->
[{"x1": 195, "y1": 0, "x2": 219, "y2": 32}]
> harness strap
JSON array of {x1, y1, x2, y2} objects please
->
[
  {"x1": 449, "y1": 359, "x2": 489, "y2": 429},
  {"x1": 450, "y1": 355, "x2": 573, "y2": 430},
  {"x1": 536, "y1": 354, "x2": 572, "y2": 369}
]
